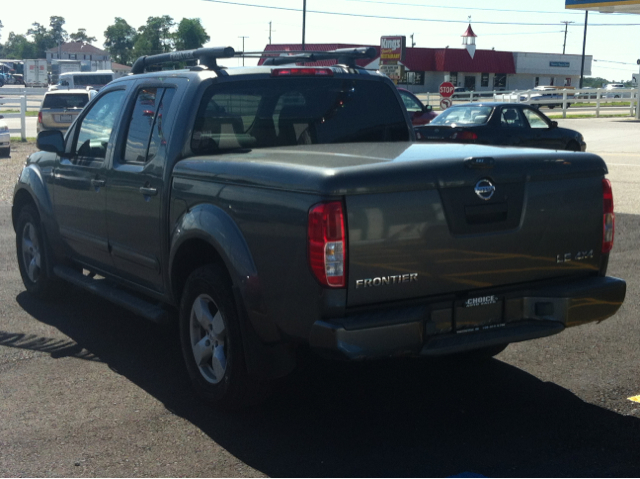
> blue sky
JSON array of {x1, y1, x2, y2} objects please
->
[{"x1": 1, "y1": 0, "x2": 639, "y2": 80}]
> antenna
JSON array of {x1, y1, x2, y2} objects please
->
[{"x1": 238, "y1": 36, "x2": 249, "y2": 66}]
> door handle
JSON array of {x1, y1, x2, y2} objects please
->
[
  {"x1": 139, "y1": 186, "x2": 158, "y2": 196},
  {"x1": 91, "y1": 179, "x2": 106, "y2": 187}
]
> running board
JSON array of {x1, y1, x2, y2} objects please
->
[{"x1": 53, "y1": 265, "x2": 170, "y2": 324}]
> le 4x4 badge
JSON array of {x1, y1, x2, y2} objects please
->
[{"x1": 557, "y1": 250, "x2": 594, "y2": 263}]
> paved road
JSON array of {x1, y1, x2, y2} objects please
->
[{"x1": 1, "y1": 119, "x2": 640, "y2": 476}]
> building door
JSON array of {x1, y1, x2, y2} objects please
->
[{"x1": 464, "y1": 75, "x2": 476, "y2": 91}]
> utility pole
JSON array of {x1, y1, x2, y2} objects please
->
[
  {"x1": 579, "y1": 11, "x2": 588, "y2": 88},
  {"x1": 302, "y1": 0, "x2": 307, "y2": 51},
  {"x1": 561, "y1": 21, "x2": 574, "y2": 54},
  {"x1": 268, "y1": 21, "x2": 273, "y2": 45},
  {"x1": 238, "y1": 36, "x2": 249, "y2": 66},
  {"x1": 410, "y1": 33, "x2": 416, "y2": 48}
]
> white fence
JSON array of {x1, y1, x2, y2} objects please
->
[
  {"x1": 0, "y1": 87, "x2": 46, "y2": 140},
  {"x1": 417, "y1": 87, "x2": 640, "y2": 119},
  {"x1": 0, "y1": 95, "x2": 27, "y2": 141}
]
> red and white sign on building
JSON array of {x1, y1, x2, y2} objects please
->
[{"x1": 380, "y1": 36, "x2": 406, "y2": 63}]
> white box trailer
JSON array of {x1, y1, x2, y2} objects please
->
[{"x1": 24, "y1": 59, "x2": 48, "y2": 87}]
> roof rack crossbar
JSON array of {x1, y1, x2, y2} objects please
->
[
  {"x1": 131, "y1": 46, "x2": 236, "y2": 74},
  {"x1": 259, "y1": 47, "x2": 377, "y2": 68}
]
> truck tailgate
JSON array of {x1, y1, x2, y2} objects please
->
[{"x1": 346, "y1": 152, "x2": 606, "y2": 307}]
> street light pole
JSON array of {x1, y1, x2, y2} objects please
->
[
  {"x1": 579, "y1": 11, "x2": 588, "y2": 88},
  {"x1": 302, "y1": 0, "x2": 307, "y2": 51}
]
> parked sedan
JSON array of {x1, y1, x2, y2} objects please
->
[
  {"x1": 0, "y1": 115, "x2": 10, "y2": 157},
  {"x1": 397, "y1": 88, "x2": 438, "y2": 126},
  {"x1": 37, "y1": 89, "x2": 97, "y2": 133},
  {"x1": 415, "y1": 102, "x2": 586, "y2": 151}
]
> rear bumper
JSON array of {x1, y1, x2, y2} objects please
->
[{"x1": 309, "y1": 276, "x2": 626, "y2": 360}]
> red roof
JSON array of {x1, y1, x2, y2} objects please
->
[
  {"x1": 46, "y1": 42, "x2": 109, "y2": 55},
  {"x1": 435, "y1": 49, "x2": 515, "y2": 74},
  {"x1": 462, "y1": 25, "x2": 478, "y2": 38},
  {"x1": 260, "y1": 44, "x2": 515, "y2": 74}
]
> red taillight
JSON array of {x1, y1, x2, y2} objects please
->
[
  {"x1": 602, "y1": 179, "x2": 615, "y2": 253},
  {"x1": 451, "y1": 130, "x2": 478, "y2": 141},
  {"x1": 37, "y1": 112, "x2": 42, "y2": 124},
  {"x1": 271, "y1": 68, "x2": 334, "y2": 77},
  {"x1": 308, "y1": 201, "x2": 346, "y2": 288}
]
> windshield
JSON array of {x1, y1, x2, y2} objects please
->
[
  {"x1": 191, "y1": 77, "x2": 410, "y2": 154},
  {"x1": 429, "y1": 106, "x2": 493, "y2": 126}
]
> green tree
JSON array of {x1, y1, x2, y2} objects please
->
[
  {"x1": 174, "y1": 18, "x2": 209, "y2": 51},
  {"x1": 48, "y1": 16, "x2": 68, "y2": 45},
  {"x1": 133, "y1": 16, "x2": 175, "y2": 57},
  {"x1": 69, "y1": 28, "x2": 97, "y2": 44},
  {"x1": 3, "y1": 32, "x2": 38, "y2": 59},
  {"x1": 26, "y1": 22, "x2": 55, "y2": 58},
  {"x1": 104, "y1": 17, "x2": 136, "y2": 65}
]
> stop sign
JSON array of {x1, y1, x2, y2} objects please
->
[{"x1": 439, "y1": 82, "x2": 455, "y2": 98}]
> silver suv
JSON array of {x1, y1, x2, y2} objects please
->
[{"x1": 37, "y1": 89, "x2": 97, "y2": 133}]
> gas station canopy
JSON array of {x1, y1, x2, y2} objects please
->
[{"x1": 566, "y1": 0, "x2": 640, "y2": 13}]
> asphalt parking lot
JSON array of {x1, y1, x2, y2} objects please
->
[{"x1": 1, "y1": 118, "x2": 640, "y2": 477}]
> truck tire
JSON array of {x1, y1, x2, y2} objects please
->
[
  {"x1": 0, "y1": 147, "x2": 9, "y2": 158},
  {"x1": 179, "y1": 264, "x2": 261, "y2": 409},
  {"x1": 15, "y1": 204, "x2": 59, "y2": 299}
]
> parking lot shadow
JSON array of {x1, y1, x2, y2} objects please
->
[{"x1": 15, "y1": 286, "x2": 640, "y2": 478}]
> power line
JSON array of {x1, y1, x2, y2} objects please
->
[
  {"x1": 341, "y1": 0, "x2": 589, "y2": 15},
  {"x1": 201, "y1": 0, "x2": 640, "y2": 26}
]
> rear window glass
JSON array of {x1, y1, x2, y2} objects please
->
[
  {"x1": 430, "y1": 106, "x2": 493, "y2": 126},
  {"x1": 42, "y1": 93, "x2": 90, "y2": 109},
  {"x1": 191, "y1": 77, "x2": 410, "y2": 154},
  {"x1": 72, "y1": 74, "x2": 112, "y2": 86}
]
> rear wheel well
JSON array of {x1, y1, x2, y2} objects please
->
[{"x1": 171, "y1": 238, "x2": 231, "y2": 306}]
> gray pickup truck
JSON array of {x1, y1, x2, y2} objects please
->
[{"x1": 13, "y1": 47, "x2": 626, "y2": 408}]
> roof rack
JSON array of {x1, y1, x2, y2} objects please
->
[
  {"x1": 131, "y1": 46, "x2": 236, "y2": 74},
  {"x1": 246, "y1": 47, "x2": 377, "y2": 69}
]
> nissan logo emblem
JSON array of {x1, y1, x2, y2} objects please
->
[{"x1": 474, "y1": 179, "x2": 496, "y2": 201}]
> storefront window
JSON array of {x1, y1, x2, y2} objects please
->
[
  {"x1": 493, "y1": 73, "x2": 507, "y2": 89},
  {"x1": 481, "y1": 73, "x2": 489, "y2": 87},
  {"x1": 450, "y1": 72, "x2": 458, "y2": 86},
  {"x1": 535, "y1": 77, "x2": 540, "y2": 87}
]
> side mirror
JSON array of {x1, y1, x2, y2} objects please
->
[
  {"x1": 37, "y1": 130, "x2": 65, "y2": 155},
  {"x1": 551, "y1": 121, "x2": 558, "y2": 128},
  {"x1": 423, "y1": 105, "x2": 433, "y2": 113}
]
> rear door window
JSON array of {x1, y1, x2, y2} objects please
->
[
  {"x1": 122, "y1": 87, "x2": 176, "y2": 163},
  {"x1": 500, "y1": 107, "x2": 526, "y2": 128}
]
